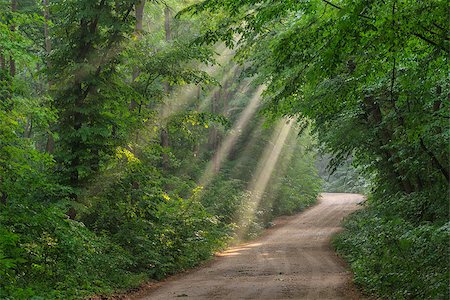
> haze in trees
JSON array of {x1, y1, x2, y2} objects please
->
[
  {"x1": 185, "y1": 0, "x2": 449, "y2": 298},
  {"x1": 0, "y1": 0, "x2": 448, "y2": 299},
  {"x1": 0, "y1": 0, "x2": 321, "y2": 298}
]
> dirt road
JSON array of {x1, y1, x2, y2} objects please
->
[{"x1": 137, "y1": 193, "x2": 364, "y2": 300}]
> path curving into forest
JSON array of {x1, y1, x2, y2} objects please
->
[{"x1": 136, "y1": 193, "x2": 364, "y2": 300}]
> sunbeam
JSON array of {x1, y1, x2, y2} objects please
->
[
  {"x1": 198, "y1": 85, "x2": 264, "y2": 188},
  {"x1": 234, "y1": 118, "x2": 294, "y2": 240},
  {"x1": 160, "y1": 46, "x2": 235, "y2": 121}
]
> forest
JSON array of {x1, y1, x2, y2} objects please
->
[{"x1": 0, "y1": 0, "x2": 448, "y2": 299}]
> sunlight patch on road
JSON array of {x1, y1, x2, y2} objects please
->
[{"x1": 216, "y1": 242, "x2": 263, "y2": 257}]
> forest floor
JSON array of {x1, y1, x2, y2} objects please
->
[{"x1": 130, "y1": 193, "x2": 365, "y2": 300}]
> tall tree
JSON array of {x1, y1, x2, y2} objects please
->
[
  {"x1": 50, "y1": 0, "x2": 139, "y2": 194},
  {"x1": 8, "y1": 0, "x2": 16, "y2": 77},
  {"x1": 132, "y1": 0, "x2": 145, "y2": 82},
  {"x1": 160, "y1": 4, "x2": 172, "y2": 170}
]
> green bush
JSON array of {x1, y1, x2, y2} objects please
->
[
  {"x1": 201, "y1": 176, "x2": 247, "y2": 224},
  {"x1": 81, "y1": 156, "x2": 228, "y2": 280},
  {"x1": 334, "y1": 193, "x2": 449, "y2": 299},
  {"x1": 0, "y1": 202, "x2": 142, "y2": 299}
]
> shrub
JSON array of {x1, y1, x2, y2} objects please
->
[
  {"x1": 334, "y1": 194, "x2": 449, "y2": 299},
  {"x1": 0, "y1": 202, "x2": 141, "y2": 299}
]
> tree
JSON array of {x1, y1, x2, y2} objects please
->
[
  {"x1": 184, "y1": 2, "x2": 449, "y2": 297},
  {"x1": 187, "y1": 0, "x2": 449, "y2": 196},
  {"x1": 50, "y1": 0, "x2": 140, "y2": 194}
]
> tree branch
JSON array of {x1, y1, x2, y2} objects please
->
[
  {"x1": 420, "y1": 138, "x2": 449, "y2": 181},
  {"x1": 412, "y1": 32, "x2": 448, "y2": 52},
  {"x1": 321, "y1": 0, "x2": 374, "y2": 20}
]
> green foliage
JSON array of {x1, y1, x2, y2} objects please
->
[
  {"x1": 317, "y1": 156, "x2": 370, "y2": 194},
  {"x1": 1, "y1": 0, "x2": 324, "y2": 298},
  {"x1": 272, "y1": 145, "x2": 321, "y2": 216},
  {"x1": 0, "y1": 108, "x2": 65, "y2": 204},
  {"x1": 49, "y1": 0, "x2": 142, "y2": 188},
  {"x1": 201, "y1": 176, "x2": 246, "y2": 224},
  {"x1": 334, "y1": 191, "x2": 449, "y2": 299},
  {"x1": 189, "y1": 0, "x2": 449, "y2": 193},
  {"x1": 200, "y1": 125, "x2": 321, "y2": 240},
  {"x1": 80, "y1": 146, "x2": 228, "y2": 280},
  {"x1": 0, "y1": 202, "x2": 141, "y2": 299}
]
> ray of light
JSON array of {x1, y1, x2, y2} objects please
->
[
  {"x1": 229, "y1": 118, "x2": 265, "y2": 178},
  {"x1": 198, "y1": 85, "x2": 265, "y2": 188},
  {"x1": 234, "y1": 118, "x2": 294, "y2": 239},
  {"x1": 85, "y1": 46, "x2": 235, "y2": 198},
  {"x1": 160, "y1": 46, "x2": 235, "y2": 121},
  {"x1": 198, "y1": 64, "x2": 238, "y2": 112}
]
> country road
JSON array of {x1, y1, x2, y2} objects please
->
[{"x1": 136, "y1": 193, "x2": 364, "y2": 300}]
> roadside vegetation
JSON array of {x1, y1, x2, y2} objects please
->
[{"x1": 334, "y1": 190, "x2": 449, "y2": 299}]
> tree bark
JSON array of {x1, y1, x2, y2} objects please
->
[
  {"x1": 163, "y1": 5, "x2": 172, "y2": 94},
  {"x1": 1, "y1": 192, "x2": 7, "y2": 205},
  {"x1": 9, "y1": 0, "x2": 17, "y2": 77},
  {"x1": 132, "y1": 0, "x2": 145, "y2": 82},
  {"x1": 130, "y1": 0, "x2": 145, "y2": 111},
  {"x1": 160, "y1": 3, "x2": 172, "y2": 170},
  {"x1": 160, "y1": 127, "x2": 170, "y2": 170},
  {"x1": 420, "y1": 138, "x2": 449, "y2": 182},
  {"x1": 363, "y1": 96, "x2": 413, "y2": 193},
  {"x1": 135, "y1": 0, "x2": 145, "y2": 35},
  {"x1": 43, "y1": 0, "x2": 55, "y2": 153},
  {"x1": 43, "y1": 0, "x2": 51, "y2": 55},
  {"x1": 164, "y1": 5, "x2": 171, "y2": 41},
  {"x1": 0, "y1": 54, "x2": 5, "y2": 70}
]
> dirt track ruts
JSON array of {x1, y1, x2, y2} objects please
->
[{"x1": 137, "y1": 193, "x2": 364, "y2": 300}]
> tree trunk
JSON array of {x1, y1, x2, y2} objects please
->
[
  {"x1": 160, "y1": 3, "x2": 172, "y2": 170},
  {"x1": 164, "y1": 5, "x2": 171, "y2": 41},
  {"x1": 135, "y1": 0, "x2": 145, "y2": 35},
  {"x1": 420, "y1": 138, "x2": 449, "y2": 182},
  {"x1": 43, "y1": 0, "x2": 51, "y2": 55},
  {"x1": 0, "y1": 54, "x2": 5, "y2": 70},
  {"x1": 222, "y1": 79, "x2": 229, "y2": 117},
  {"x1": 45, "y1": 133, "x2": 54, "y2": 153},
  {"x1": 363, "y1": 96, "x2": 413, "y2": 193},
  {"x1": 1, "y1": 192, "x2": 7, "y2": 205},
  {"x1": 160, "y1": 127, "x2": 169, "y2": 170},
  {"x1": 130, "y1": 0, "x2": 145, "y2": 110},
  {"x1": 208, "y1": 90, "x2": 220, "y2": 167},
  {"x1": 9, "y1": 0, "x2": 17, "y2": 77},
  {"x1": 43, "y1": 0, "x2": 55, "y2": 153},
  {"x1": 163, "y1": 5, "x2": 172, "y2": 94},
  {"x1": 132, "y1": 0, "x2": 145, "y2": 81},
  {"x1": 25, "y1": 117, "x2": 33, "y2": 138}
]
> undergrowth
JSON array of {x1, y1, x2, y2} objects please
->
[{"x1": 334, "y1": 188, "x2": 449, "y2": 299}]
